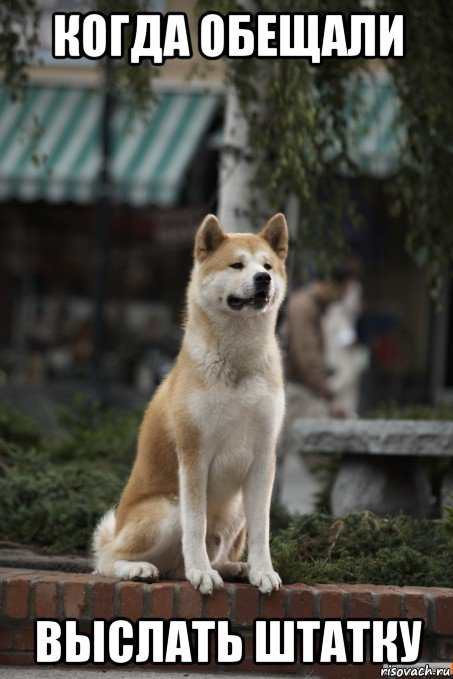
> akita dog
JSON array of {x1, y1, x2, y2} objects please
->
[{"x1": 93, "y1": 213, "x2": 288, "y2": 595}]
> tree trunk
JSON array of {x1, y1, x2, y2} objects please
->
[
  {"x1": 217, "y1": 83, "x2": 255, "y2": 233},
  {"x1": 217, "y1": 0, "x2": 258, "y2": 233}
]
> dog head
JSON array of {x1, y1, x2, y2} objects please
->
[{"x1": 191, "y1": 213, "x2": 288, "y2": 317}]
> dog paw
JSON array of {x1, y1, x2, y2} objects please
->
[
  {"x1": 217, "y1": 561, "x2": 249, "y2": 580},
  {"x1": 113, "y1": 560, "x2": 159, "y2": 582},
  {"x1": 248, "y1": 567, "x2": 282, "y2": 594},
  {"x1": 186, "y1": 568, "x2": 223, "y2": 595}
]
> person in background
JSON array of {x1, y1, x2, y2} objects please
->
[
  {"x1": 285, "y1": 268, "x2": 353, "y2": 423},
  {"x1": 274, "y1": 268, "x2": 354, "y2": 509},
  {"x1": 323, "y1": 278, "x2": 368, "y2": 417}
]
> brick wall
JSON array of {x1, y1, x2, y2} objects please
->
[{"x1": 0, "y1": 568, "x2": 452, "y2": 677}]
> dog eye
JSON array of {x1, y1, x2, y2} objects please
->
[
  {"x1": 264, "y1": 263, "x2": 272, "y2": 270},
  {"x1": 230, "y1": 262, "x2": 244, "y2": 270}
]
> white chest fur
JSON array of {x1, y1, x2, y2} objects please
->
[{"x1": 187, "y1": 375, "x2": 285, "y2": 506}]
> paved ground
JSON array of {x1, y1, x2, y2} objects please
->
[{"x1": 0, "y1": 669, "x2": 301, "y2": 678}]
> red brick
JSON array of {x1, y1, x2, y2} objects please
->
[
  {"x1": 340, "y1": 586, "x2": 373, "y2": 618},
  {"x1": 435, "y1": 594, "x2": 453, "y2": 635},
  {"x1": 91, "y1": 578, "x2": 119, "y2": 619},
  {"x1": 62, "y1": 581, "x2": 87, "y2": 619},
  {"x1": 5, "y1": 577, "x2": 32, "y2": 619},
  {"x1": 14, "y1": 627, "x2": 34, "y2": 651},
  {"x1": 404, "y1": 586, "x2": 453, "y2": 596},
  {"x1": 318, "y1": 585, "x2": 344, "y2": 617},
  {"x1": 261, "y1": 587, "x2": 286, "y2": 618},
  {"x1": 0, "y1": 569, "x2": 35, "y2": 578},
  {"x1": 403, "y1": 592, "x2": 428, "y2": 622},
  {"x1": 0, "y1": 651, "x2": 34, "y2": 666},
  {"x1": 287, "y1": 584, "x2": 316, "y2": 618},
  {"x1": 376, "y1": 589, "x2": 402, "y2": 618},
  {"x1": 118, "y1": 581, "x2": 144, "y2": 621},
  {"x1": 32, "y1": 572, "x2": 72, "y2": 583},
  {"x1": 149, "y1": 582, "x2": 174, "y2": 619},
  {"x1": 234, "y1": 584, "x2": 260, "y2": 626},
  {"x1": 0, "y1": 628, "x2": 14, "y2": 650},
  {"x1": 179, "y1": 582, "x2": 202, "y2": 618},
  {"x1": 34, "y1": 580, "x2": 57, "y2": 618},
  {"x1": 379, "y1": 595, "x2": 401, "y2": 618},
  {"x1": 205, "y1": 587, "x2": 230, "y2": 619},
  {"x1": 1, "y1": 570, "x2": 452, "y2": 671}
]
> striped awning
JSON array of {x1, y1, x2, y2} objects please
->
[
  {"x1": 345, "y1": 72, "x2": 403, "y2": 177},
  {"x1": 0, "y1": 85, "x2": 220, "y2": 206}
]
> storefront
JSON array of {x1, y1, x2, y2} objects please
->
[{"x1": 0, "y1": 83, "x2": 222, "y2": 388}]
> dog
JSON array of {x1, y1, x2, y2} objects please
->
[{"x1": 92, "y1": 212, "x2": 288, "y2": 595}]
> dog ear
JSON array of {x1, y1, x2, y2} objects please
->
[
  {"x1": 195, "y1": 214, "x2": 226, "y2": 261},
  {"x1": 259, "y1": 213, "x2": 289, "y2": 260}
]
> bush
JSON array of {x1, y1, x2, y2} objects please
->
[
  {"x1": 0, "y1": 399, "x2": 140, "y2": 552},
  {"x1": 367, "y1": 400, "x2": 453, "y2": 421},
  {"x1": 0, "y1": 401, "x2": 452, "y2": 587},
  {"x1": 0, "y1": 402, "x2": 43, "y2": 448},
  {"x1": 49, "y1": 396, "x2": 139, "y2": 464},
  {"x1": 270, "y1": 511, "x2": 453, "y2": 587}
]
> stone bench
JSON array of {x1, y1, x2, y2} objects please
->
[{"x1": 291, "y1": 419, "x2": 453, "y2": 517}]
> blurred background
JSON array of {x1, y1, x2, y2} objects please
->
[{"x1": 0, "y1": 0, "x2": 451, "y2": 421}]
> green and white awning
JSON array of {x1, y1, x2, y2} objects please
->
[
  {"x1": 0, "y1": 85, "x2": 220, "y2": 206},
  {"x1": 345, "y1": 72, "x2": 404, "y2": 177}
]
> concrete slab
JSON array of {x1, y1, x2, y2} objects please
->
[
  {"x1": 0, "y1": 669, "x2": 300, "y2": 678},
  {"x1": 292, "y1": 418, "x2": 453, "y2": 456}
]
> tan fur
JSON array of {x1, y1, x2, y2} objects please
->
[{"x1": 93, "y1": 213, "x2": 289, "y2": 594}]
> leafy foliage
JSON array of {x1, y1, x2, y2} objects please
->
[
  {"x1": 198, "y1": 0, "x2": 362, "y2": 276},
  {"x1": 0, "y1": 400, "x2": 140, "y2": 552},
  {"x1": 0, "y1": 0, "x2": 40, "y2": 91},
  {"x1": 387, "y1": 0, "x2": 453, "y2": 299},
  {"x1": 197, "y1": 0, "x2": 453, "y2": 292},
  {"x1": 1, "y1": 0, "x2": 157, "y2": 111}
]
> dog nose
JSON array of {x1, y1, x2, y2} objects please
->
[{"x1": 254, "y1": 272, "x2": 271, "y2": 288}]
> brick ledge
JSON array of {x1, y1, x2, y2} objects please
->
[{"x1": 0, "y1": 567, "x2": 452, "y2": 675}]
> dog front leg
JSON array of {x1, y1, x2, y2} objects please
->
[
  {"x1": 179, "y1": 461, "x2": 223, "y2": 595},
  {"x1": 243, "y1": 449, "x2": 282, "y2": 594}
]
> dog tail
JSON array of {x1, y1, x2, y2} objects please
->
[{"x1": 91, "y1": 508, "x2": 116, "y2": 574}]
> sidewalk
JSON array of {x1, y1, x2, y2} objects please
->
[{"x1": 0, "y1": 669, "x2": 296, "y2": 678}]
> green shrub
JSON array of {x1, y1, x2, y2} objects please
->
[
  {"x1": 367, "y1": 400, "x2": 453, "y2": 421},
  {"x1": 0, "y1": 399, "x2": 140, "y2": 552},
  {"x1": 0, "y1": 402, "x2": 43, "y2": 448},
  {"x1": 0, "y1": 443, "x2": 125, "y2": 552},
  {"x1": 270, "y1": 511, "x2": 453, "y2": 587},
  {"x1": 0, "y1": 401, "x2": 452, "y2": 588},
  {"x1": 49, "y1": 396, "x2": 140, "y2": 464}
]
